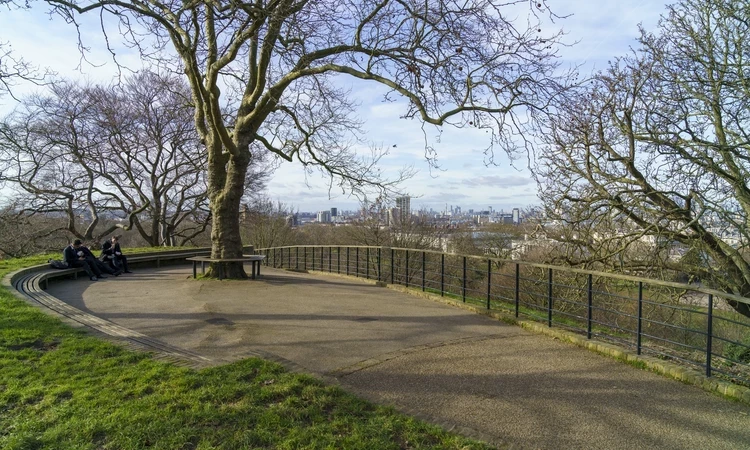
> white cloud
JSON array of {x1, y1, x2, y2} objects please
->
[{"x1": 460, "y1": 175, "x2": 534, "y2": 189}]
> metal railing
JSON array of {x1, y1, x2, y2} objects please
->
[{"x1": 259, "y1": 245, "x2": 750, "y2": 385}]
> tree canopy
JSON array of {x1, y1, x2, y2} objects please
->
[
  {"x1": 535, "y1": 0, "x2": 750, "y2": 317},
  {"x1": 0, "y1": 71, "x2": 269, "y2": 245},
  {"x1": 8, "y1": 0, "x2": 568, "y2": 277}
]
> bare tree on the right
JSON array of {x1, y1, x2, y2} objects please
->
[{"x1": 535, "y1": 0, "x2": 750, "y2": 317}]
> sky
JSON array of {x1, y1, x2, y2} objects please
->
[{"x1": 0, "y1": 0, "x2": 665, "y2": 214}]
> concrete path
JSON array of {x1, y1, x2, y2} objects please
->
[{"x1": 47, "y1": 266, "x2": 750, "y2": 449}]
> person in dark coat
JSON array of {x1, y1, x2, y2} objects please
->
[
  {"x1": 63, "y1": 239, "x2": 101, "y2": 281},
  {"x1": 101, "y1": 236, "x2": 131, "y2": 273},
  {"x1": 80, "y1": 243, "x2": 121, "y2": 276}
]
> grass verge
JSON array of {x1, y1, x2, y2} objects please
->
[{"x1": 0, "y1": 252, "x2": 493, "y2": 449}]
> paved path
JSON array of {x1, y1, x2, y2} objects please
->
[{"x1": 47, "y1": 266, "x2": 750, "y2": 449}]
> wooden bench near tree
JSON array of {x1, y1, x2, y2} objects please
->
[{"x1": 187, "y1": 255, "x2": 266, "y2": 280}]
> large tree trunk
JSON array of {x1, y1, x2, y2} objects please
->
[{"x1": 206, "y1": 145, "x2": 250, "y2": 279}]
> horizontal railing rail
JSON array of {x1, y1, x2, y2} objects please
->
[{"x1": 259, "y1": 245, "x2": 750, "y2": 385}]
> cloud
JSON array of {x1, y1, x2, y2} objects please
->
[
  {"x1": 420, "y1": 192, "x2": 472, "y2": 202},
  {"x1": 460, "y1": 175, "x2": 534, "y2": 189}
]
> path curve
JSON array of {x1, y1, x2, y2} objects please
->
[{"x1": 37, "y1": 265, "x2": 750, "y2": 449}]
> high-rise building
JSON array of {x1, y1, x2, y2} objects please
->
[
  {"x1": 512, "y1": 208, "x2": 521, "y2": 224},
  {"x1": 317, "y1": 210, "x2": 331, "y2": 223},
  {"x1": 396, "y1": 196, "x2": 411, "y2": 217},
  {"x1": 330, "y1": 207, "x2": 338, "y2": 217}
]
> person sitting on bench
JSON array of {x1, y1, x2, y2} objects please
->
[
  {"x1": 63, "y1": 239, "x2": 102, "y2": 281},
  {"x1": 80, "y1": 242, "x2": 121, "y2": 277},
  {"x1": 101, "y1": 236, "x2": 132, "y2": 273}
]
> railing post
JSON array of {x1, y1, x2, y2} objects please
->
[
  {"x1": 304, "y1": 247, "x2": 307, "y2": 270},
  {"x1": 338, "y1": 247, "x2": 341, "y2": 274},
  {"x1": 378, "y1": 247, "x2": 382, "y2": 282},
  {"x1": 637, "y1": 281, "x2": 643, "y2": 355},
  {"x1": 706, "y1": 294, "x2": 714, "y2": 377},
  {"x1": 487, "y1": 259, "x2": 491, "y2": 310},
  {"x1": 356, "y1": 247, "x2": 359, "y2": 277},
  {"x1": 366, "y1": 248, "x2": 370, "y2": 279},
  {"x1": 296, "y1": 247, "x2": 299, "y2": 270},
  {"x1": 515, "y1": 263, "x2": 520, "y2": 318},
  {"x1": 321, "y1": 246, "x2": 324, "y2": 271},
  {"x1": 422, "y1": 251, "x2": 426, "y2": 292},
  {"x1": 347, "y1": 247, "x2": 350, "y2": 276},
  {"x1": 329, "y1": 246, "x2": 332, "y2": 272},
  {"x1": 587, "y1": 273, "x2": 593, "y2": 339},
  {"x1": 391, "y1": 248, "x2": 396, "y2": 284},
  {"x1": 288, "y1": 247, "x2": 291, "y2": 269},
  {"x1": 462, "y1": 256, "x2": 467, "y2": 303},
  {"x1": 440, "y1": 253, "x2": 445, "y2": 296},
  {"x1": 405, "y1": 250, "x2": 409, "y2": 287},
  {"x1": 312, "y1": 247, "x2": 315, "y2": 270},
  {"x1": 547, "y1": 268, "x2": 553, "y2": 327}
]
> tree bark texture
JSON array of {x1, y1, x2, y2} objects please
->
[{"x1": 206, "y1": 144, "x2": 250, "y2": 279}]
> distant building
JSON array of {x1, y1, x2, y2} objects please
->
[
  {"x1": 330, "y1": 207, "x2": 338, "y2": 217},
  {"x1": 317, "y1": 210, "x2": 331, "y2": 223},
  {"x1": 512, "y1": 208, "x2": 521, "y2": 224},
  {"x1": 285, "y1": 214, "x2": 299, "y2": 227},
  {"x1": 396, "y1": 196, "x2": 411, "y2": 218}
]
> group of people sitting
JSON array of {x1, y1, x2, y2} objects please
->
[{"x1": 63, "y1": 236, "x2": 132, "y2": 281}]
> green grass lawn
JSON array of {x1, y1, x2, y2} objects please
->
[{"x1": 0, "y1": 252, "x2": 493, "y2": 450}]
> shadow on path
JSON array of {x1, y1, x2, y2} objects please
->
[{"x1": 45, "y1": 266, "x2": 750, "y2": 449}]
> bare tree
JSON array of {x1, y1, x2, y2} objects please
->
[
  {"x1": 0, "y1": 82, "x2": 124, "y2": 244},
  {"x1": 0, "y1": 72, "x2": 269, "y2": 245},
  {"x1": 535, "y1": 0, "x2": 750, "y2": 317},
  {"x1": 25, "y1": 0, "x2": 568, "y2": 277},
  {"x1": 240, "y1": 196, "x2": 298, "y2": 249},
  {"x1": 342, "y1": 197, "x2": 392, "y2": 247},
  {"x1": 449, "y1": 222, "x2": 523, "y2": 258},
  {"x1": 342, "y1": 196, "x2": 446, "y2": 250},
  {"x1": 0, "y1": 41, "x2": 50, "y2": 101},
  {"x1": 0, "y1": 201, "x2": 69, "y2": 257},
  {"x1": 87, "y1": 71, "x2": 268, "y2": 245}
]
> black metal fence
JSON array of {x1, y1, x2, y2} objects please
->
[{"x1": 259, "y1": 245, "x2": 750, "y2": 385}]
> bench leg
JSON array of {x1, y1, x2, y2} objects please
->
[
  {"x1": 257, "y1": 262, "x2": 261, "y2": 278},
  {"x1": 201, "y1": 261, "x2": 206, "y2": 275},
  {"x1": 251, "y1": 261, "x2": 257, "y2": 280},
  {"x1": 219, "y1": 263, "x2": 224, "y2": 280},
  {"x1": 193, "y1": 262, "x2": 197, "y2": 279}
]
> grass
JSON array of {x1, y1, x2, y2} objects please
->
[{"x1": 0, "y1": 252, "x2": 493, "y2": 450}]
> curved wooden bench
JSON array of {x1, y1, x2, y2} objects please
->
[
  {"x1": 2, "y1": 249, "x2": 226, "y2": 368},
  {"x1": 36, "y1": 248, "x2": 216, "y2": 288}
]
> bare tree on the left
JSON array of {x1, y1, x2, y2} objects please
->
[
  {"x1": 0, "y1": 41, "x2": 50, "y2": 101},
  {"x1": 0, "y1": 71, "x2": 269, "y2": 247}
]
